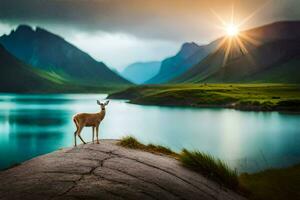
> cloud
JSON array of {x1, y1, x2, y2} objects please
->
[
  {"x1": 0, "y1": 0, "x2": 299, "y2": 42},
  {"x1": 67, "y1": 31, "x2": 181, "y2": 71}
]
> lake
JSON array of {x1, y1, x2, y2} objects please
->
[{"x1": 0, "y1": 93, "x2": 299, "y2": 172}]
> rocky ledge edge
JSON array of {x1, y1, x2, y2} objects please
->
[{"x1": 0, "y1": 140, "x2": 246, "y2": 200}]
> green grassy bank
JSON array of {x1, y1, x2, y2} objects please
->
[
  {"x1": 239, "y1": 164, "x2": 300, "y2": 200},
  {"x1": 108, "y1": 84, "x2": 300, "y2": 111}
]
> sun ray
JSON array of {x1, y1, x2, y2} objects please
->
[
  {"x1": 222, "y1": 38, "x2": 232, "y2": 67},
  {"x1": 215, "y1": 37, "x2": 228, "y2": 51},
  {"x1": 236, "y1": 37, "x2": 249, "y2": 55},
  {"x1": 239, "y1": 33, "x2": 261, "y2": 46},
  {"x1": 238, "y1": 0, "x2": 271, "y2": 27},
  {"x1": 231, "y1": 4, "x2": 234, "y2": 25},
  {"x1": 237, "y1": 37, "x2": 257, "y2": 66},
  {"x1": 210, "y1": 9, "x2": 227, "y2": 27}
]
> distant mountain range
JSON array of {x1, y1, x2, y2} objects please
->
[
  {"x1": 146, "y1": 42, "x2": 217, "y2": 84},
  {"x1": 0, "y1": 25, "x2": 130, "y2": 88},
  {"x1": 0, "y1": 21, "x2": 299, "y2": 93},
  {"x1": 121, "y1": 61, "x2": 161, "y2": 84},
  {"x1": 171, "y1": 21, "x2": 300, "y2": 83}
]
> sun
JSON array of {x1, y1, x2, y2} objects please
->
[
  {"x1": 226, "y1": 24, "x2": 239, "y2": 37},
  {"x1": 211, "y1": 4, "x2": 267, "y2": 66}
]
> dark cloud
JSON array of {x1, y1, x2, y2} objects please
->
[{"x1": 0, "y1": 0, "x2": 299, "y2": 41}]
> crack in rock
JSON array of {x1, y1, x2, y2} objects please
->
[
  {"x1": 54, "y1": 175, "x2": 84, "y2": 198},
  {"x1": 50, "y1": 156, "x2": 116, "y2": 199},
  {"x1": 84, "y1": 147, "x2": 218, "y2": 200}
]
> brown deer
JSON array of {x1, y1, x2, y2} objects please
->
[{"x1": 73, "y1": 100, "x2": 109, "y2": 146}]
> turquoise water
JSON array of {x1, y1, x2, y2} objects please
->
[{"x1": 0, "y1": 94, "x2": 299, "y2": 172}]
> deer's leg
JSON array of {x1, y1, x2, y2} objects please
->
[
  {"x1": 92, "y1": 127, "x2": 95, "y2": 144},
  {"x1": 78, "y1": 135, "x2": 86, "y2": 144},
  {"x1": 77, "y1": 126, "x2": 86, "y2": 144},
  {"x1": 73, "y1": 119, "x2": 79, "y2": 147},
  {"x1": 74, "y1": 130, "x2": 77, "y2": 147},
  {"x1": 96, "y1": 126, "x2": 99, "y2": 144}
]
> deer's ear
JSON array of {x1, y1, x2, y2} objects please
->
[
  {"x1": 105, "y1": 100, "x2": 110, "y2": 105},
  {"x1": 97, "y1": 100, "x2": 101, "y2": 105}
]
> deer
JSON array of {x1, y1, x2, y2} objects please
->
[{"x1": 73, "y1": 100, "x2": 109, "y2": 146}]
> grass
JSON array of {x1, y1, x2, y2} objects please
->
[
  {"x1": 108, "y1": 84, "x2": 300, "y2": 111},
  {"x1": 180, "y1": 149, "x2": 239, "y2": 190},
  {"x1": 118, "y1": 136, "x2": 239, "y2": 190},
  {"x1": 118, "y1": 136, "x2": 176, "y2": 157},
  {"x1": 118, "y1": 136, "x2": 300, "y2": 199},
  {"x1": 239, "y1": 164, "x2": 300, "y2": 200}
]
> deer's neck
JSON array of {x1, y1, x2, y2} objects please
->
[{"x1": 98, "y1": 109, "x2": 106, "y2": 119}]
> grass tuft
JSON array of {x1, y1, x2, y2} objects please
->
[
  {"x1": 118, "y1": 136, "x2": 177, "y2": 157},
  {"x1": 118, "y1": 136, "x2": 144, "y2": 149},
  {"x1": 118, "y1": 136, "x2": 239, "y2": 190},
  {"x1": 147, "y1": 144, "x2": 175, "y2": 155},
  {"x1": 180, "y1": 149, "x2": 239, "y2": 190}
]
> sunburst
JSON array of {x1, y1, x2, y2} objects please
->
[{"x1": 211, "y1": 3, "x2": 269, "y2": 67}]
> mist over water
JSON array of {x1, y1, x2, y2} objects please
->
[{"x1": 0, "y1": 94, "x2": 299, "y2": 172}]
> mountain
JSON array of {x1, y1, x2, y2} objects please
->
[
  {"x1": 172, "y1": 21, "x2": 300, "y2": 83},
  {"x1": 146, "y1": 42, "x2": 217, "y2": 84},
  {"x1": 0, "y1": 25, "x2": 130, "y2": 86},
  {"x1": 121, "y1": 61, "x2": 161, "y2": 84},
  {"x1": 0, "y1": 44, "x2": 59, "y2": 92}
]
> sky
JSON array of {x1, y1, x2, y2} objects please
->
[{"x1": 0, "y1": 0, "x2": 299, "y2": 71}]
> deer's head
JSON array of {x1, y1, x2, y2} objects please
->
[{"x1": 97, "y1": 100, "x2": 109, "y2": 111}]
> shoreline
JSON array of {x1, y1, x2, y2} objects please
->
[
  {"x1": 108, "y1": 84, "x2": 300, "y2": 112},
  {"x1": 125, "y1": 100, "x2": 300, "y2": 112}
]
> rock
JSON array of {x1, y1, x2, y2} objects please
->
[{"x1": 0, "y1": 140, "x2": 245, "y2": 200}]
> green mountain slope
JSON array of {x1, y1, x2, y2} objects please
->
[
  {"x1": 203, "y1": 40, "x2": 300, "y2": 83},
  {"x1": 172, "y1": 21, "x2": 300, "y2": 83},
  {"x1": 243, "y1": 57, "x2": 300, "y2": 83},
  {"x1": 0, "y1": 44, "x2": 59, "y2": 92}
]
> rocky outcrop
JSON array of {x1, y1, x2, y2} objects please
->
[{"x1": 0, "y1": 140, "x2": 245, "y2": 200}]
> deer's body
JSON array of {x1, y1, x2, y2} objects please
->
[
  {"x1": 73, "y1": 112, "x2": 105, "y2": 127},
  {"x1": 73, "y1": 100, "x2": 109, "y2": 146}
]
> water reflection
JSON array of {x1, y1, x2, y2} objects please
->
[
  {"x1": 7, "y1": 110, "x2": 68, "y2": 126},
  {"x1": 0, "y1": 93, "x2": 300, "y2": 172}
]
